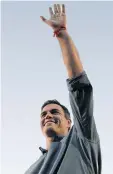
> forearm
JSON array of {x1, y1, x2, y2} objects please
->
[{"x1": 57, "y1": 30, "x2": 83, "y2": 78}]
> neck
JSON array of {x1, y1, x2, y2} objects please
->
[
  {"x1": 46, "y1": 135, "x2": 64, "y2": 150},
  {"x1": 46, "y1": 137, "x2": 53, "y2": 150}
]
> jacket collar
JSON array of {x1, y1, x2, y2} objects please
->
[
  {"x1": 39, "y1": 147, "x2": 48, "y2": 154},
  {"x1": 39, "y1": 135, "x2": 64, "y2": 154}
]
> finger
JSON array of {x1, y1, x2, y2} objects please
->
[
  {"x1": 57, "y1": 4, "x2": 61, "y2": 13},
  {"x1": 54, "y1": 4, "x2": 58, "y2": 14},
  {"x1": 62, "y1": 4, "x2": 65, "y2": 14},
  {"x1": 49, "y1": 7, "x2": 54, "y2": 17}
]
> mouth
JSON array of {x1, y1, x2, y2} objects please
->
[{"x1": 44, "y1": 120, "x2": 56, "y2": 126}]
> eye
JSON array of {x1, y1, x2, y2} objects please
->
[
  {"x1": 41, "y1": 112, "x2": 47, "y2": 118},
  {"x1": 50, "y1": 109, "x2": 59, "y2": 115}
]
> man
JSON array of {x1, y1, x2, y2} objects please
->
[{"x1": 25, "y1": 4, "x2": 101, "y2": 174}]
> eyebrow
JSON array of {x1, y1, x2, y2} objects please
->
[{"x1": 41, "y1": 109, "x2": 61, "y2": 116}]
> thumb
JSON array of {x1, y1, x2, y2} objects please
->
[{"x1": 40, "y1": 16, "x2": 49, "y2": 25}]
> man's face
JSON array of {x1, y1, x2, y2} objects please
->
[{"x1": 40, "y1": 104, "x2": 71, "y2": 138}]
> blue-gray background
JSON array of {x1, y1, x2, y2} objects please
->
[{"x1": 1, "y1": 1, "x2": 113, "y2": 174}]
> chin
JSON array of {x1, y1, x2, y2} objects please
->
[{"x1": 44, "y1": 127, "x2": 57, "y2": 138}]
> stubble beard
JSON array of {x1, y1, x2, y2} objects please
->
[
  {"x1": 44, "y1": 118, "x2": 60, "y2": 138},
  {"x1": 45, "y1": 120, "x2": 60, "y2": 139},
  {"x1": 45, "y1": 127, "x2": 57, "y2": 138}
]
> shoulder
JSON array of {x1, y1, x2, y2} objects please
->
[{"x1": 24, "y1": 155, "x2": 45, "y2": 174}]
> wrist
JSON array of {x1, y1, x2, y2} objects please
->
[
  {"x1": 56, "y1": 30, "x2": 69, "y2": 40},
  {"x1": 53, "y1": 25, "x2": 69, "y2": 38}
]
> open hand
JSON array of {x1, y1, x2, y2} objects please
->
[{"x1": 40, "y1": 4, "x2": 67, "y2": 31}]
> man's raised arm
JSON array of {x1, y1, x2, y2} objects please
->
[{"x1": 40, "y1": 4, "x2": 99, "y2": 142}]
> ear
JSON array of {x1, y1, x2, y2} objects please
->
[{"x1": 66, "y1": 119, "x2": 71, "y2": 129}]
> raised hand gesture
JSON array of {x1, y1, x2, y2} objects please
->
[{"x1": 40, "y1": 4, "x2": 67, "y2": 31}]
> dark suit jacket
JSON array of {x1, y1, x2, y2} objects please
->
[{"x1": 25, "y1": 71, "x2": 102, "y2": 174}]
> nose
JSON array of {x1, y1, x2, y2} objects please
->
[{"x1": 45, "y1": 111, "x2": 53, "y2": 119}]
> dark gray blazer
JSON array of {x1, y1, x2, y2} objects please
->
[{"x1": 25, "y1": 71, "x2": 101, "y2": 174}]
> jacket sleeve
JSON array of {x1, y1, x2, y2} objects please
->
[{"x1": 66, "y1": 71, "x2": 99, "y2": 142}]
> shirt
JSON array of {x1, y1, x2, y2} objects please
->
[{"x1": 25, "y1": 71, "x2": 102, "y2": 174}]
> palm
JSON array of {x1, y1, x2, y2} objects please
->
[
  {"x1": 40, "y1": 4, "x2": 67, "y2": 30},
  {"x1": 49, "y1": 15, "x2": 66, "y2": 29}
]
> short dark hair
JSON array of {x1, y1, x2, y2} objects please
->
[{"x1": 41, "y1": 99, "x2": 71, "y2": 121}]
